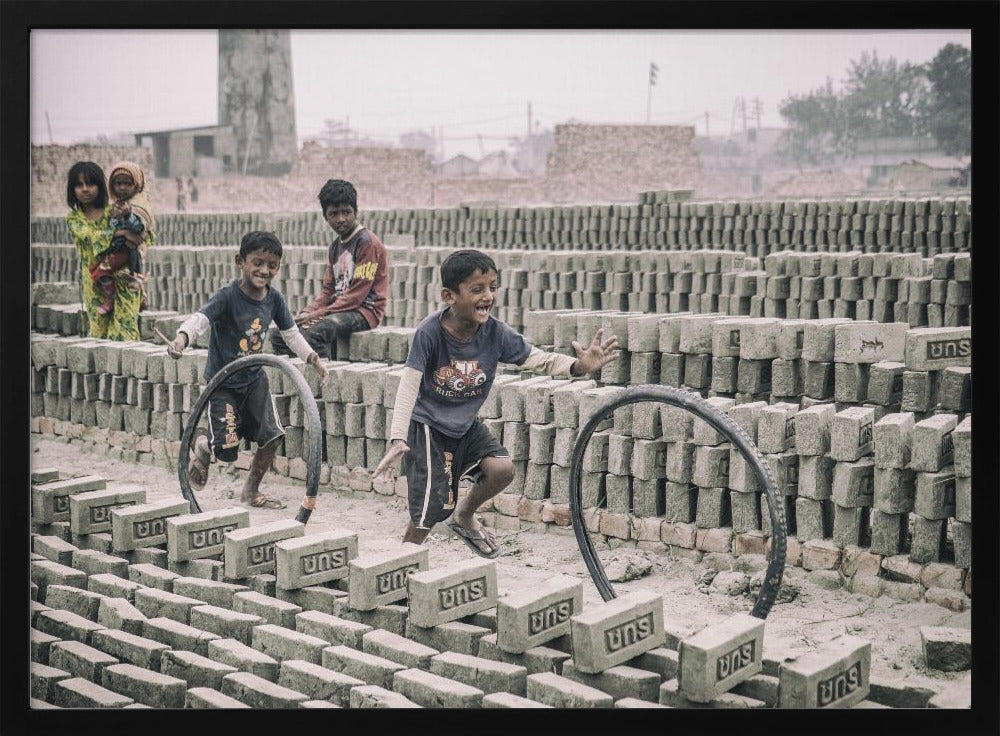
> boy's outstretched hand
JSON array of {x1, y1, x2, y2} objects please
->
[
  {"x1": 570, "y1": 328, "x2": 621, "y2": 376},
  {"x1": 307, "y1": 353, "x2": 330, "y2": 386},
  {"x1": 373, "y1": 439, "x2": 410, "y2": 482},
  {"x1": 155, "y1": 327, "x2": 186, "y2": 360}
]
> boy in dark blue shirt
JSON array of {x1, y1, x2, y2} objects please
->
[
  {"x1": 374, "y1": 249, "x2": 620, "y2": 557},
  {"x1": 167, "y1": 231, "x2": 328, "y2": 509}
]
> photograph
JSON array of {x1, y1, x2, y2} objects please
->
[{"x1": 7, "y1": 1, "x2": 995, "y2": 724}]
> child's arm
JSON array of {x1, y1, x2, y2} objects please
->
[
  {"x1": 273, "y1": 292, "x2": 328, "y2": 384},
  {"x1": 276, "y1": 324, "x2": 329, "y2": 386},
  {"x1": 372, "y1": 366, "x2": 421, "y2": 480},
  {"x1": 113, "y1": 213, "x2": 146, "y2": 248},
  {"x1": 166, "y1": 312, "x2": 210, "y2": 359},
  {"x1": 521, "y1": 328, "x2": 621, "y2": 377}
]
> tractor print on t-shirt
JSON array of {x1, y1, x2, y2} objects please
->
[
  {"x1": 432, "y1": 359, "x2": 487, "y2": 398},
  {"x1": 239, "y1": 317, "x2": 265, "y2": 355}
]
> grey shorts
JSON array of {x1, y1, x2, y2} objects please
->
[
  {"x1": 207, "y1": 374, "x2": 284, "y2": 462},
  {"x1": 404, "y1": 419, "x2": 509, "y2": 530}
]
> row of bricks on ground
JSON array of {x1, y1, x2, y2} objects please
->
[
  {"x1": 27, "y1": 325, "x2": 972, "y2": 461},
  {"x1": 31, "y1": 229, "x2": 972, "y2": 259},
  {"x1": 28, "y1": 363, "x2": 974, "y2": 530},
  {"x1": 29, "y1": 422, "x2": 973, "y2": 605},
  {"x1": 29, "y1": 195, "x2": 973, "y2": 251},
  {"x1": 373, "y1": 228, "x2": 971, "y2": 256},
  {"x1": 30, "y1": 301, "x2": 415, "y2": 337},
  {"x1": 28, "y1": 325, "x2": 972, "y2": 479},
  {"x1": 28, "y1": 312, "x2": 973, "y2": 415},
  {"x1": 31, "y1": 244, "x2": 973, "y2": 334},
  {"x1": 33, "y1": 193, "x2": 976, "y2": 228},
  {"x1": 28, "y1": 519, "x2": 969, "y2": 708},
  {"x1": 28, "y1": 544, "x2": 970, "y2": 706},
  {"x1": 29, "y1": 240, "x2": 975, "y2": 277}
]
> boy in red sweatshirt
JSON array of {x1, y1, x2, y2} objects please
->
[{"x1": 270, "y1": 179, "x2": 389, "y2": 359}]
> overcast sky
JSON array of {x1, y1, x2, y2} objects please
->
[{"x1": 31, "y1": 29, "x2": 970, "y2": 160}]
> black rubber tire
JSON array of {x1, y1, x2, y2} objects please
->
[
  {"x1": 568, "y1": 384, "x2": 788, "y2": 619},
  {"x1": 177, "y1": 353, "x2": 323, "y2": 525}
]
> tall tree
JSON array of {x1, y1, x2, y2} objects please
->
[
  {"x1": 777, "y1": 47, "x2": 957, "y2": 166},
  {"x1": 840, "y1": 50, "x2": 929, "y2": 145},
  {"x1": 923, "y1": 43, "x2": 971, "y2": 156},
  {"x1": 777, "y1": 78, "x2": 843, "y2": 167}
]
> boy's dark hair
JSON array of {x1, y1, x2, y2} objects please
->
[
  {"x1": 66, "y1": 161, "x2": 109, "y2": 209},
  {"x1": 239, "y1": 230, "x2": 283, "y2": 259},
  {"x1": 441, "y1": 249, "x2": 498, "y2": 291},
  {"x1": 318, "y1": 179, "x2": 358, "y2": 214}
]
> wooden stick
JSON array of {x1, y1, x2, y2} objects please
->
[{"x1": 152, "y1": 326, "x2": 172, "y2": 345}]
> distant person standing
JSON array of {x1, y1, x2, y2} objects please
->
[
  {"x1": 188, "y1": 176, "x2": 199, "y2": 205},
  {"x1": 176, "y1": 176, "x2": 187, "y2": 212}
]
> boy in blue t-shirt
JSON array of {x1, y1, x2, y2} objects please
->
[
  {"x1": 166, "y1": 231, "x2": 328, "y2": 510},
  {"x1": 373, "y1": 249, "x2": 620, "y2": 557}
]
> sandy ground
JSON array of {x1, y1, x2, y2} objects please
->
[{"x1": 31, "y1": 435, "x2": 971, "y2": 697}]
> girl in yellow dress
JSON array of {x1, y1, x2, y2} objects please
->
[{"x1": 65, "y1": 161, "x2": 143, "y2": 340}]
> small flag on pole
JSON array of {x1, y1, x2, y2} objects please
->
[{"x1": 649, "y1": 61, "x2": 659, "y2": 86}]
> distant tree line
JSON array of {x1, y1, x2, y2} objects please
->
[{"x1": 778, "y1": 43, "x2": 971, "y2": 166}]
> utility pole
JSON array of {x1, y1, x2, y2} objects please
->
[
  {"x1": 752, "y1": 97, "x2": 763, "y2": 129},
  {"x1": 647, "y1": 62, "x2": 658, "y2": 124},
  {"x1": 704, "y1": 111, "x2": 710, "y2": 139},
  {"x1": 45, "y1": 111, "x2": 54, "y2": 143},
  {"x1": 527, "y1": 101, "x2": 533, "y2": 174},
  {"x1": 741, "y1": 97, "x2": 748, "y2": 134}
]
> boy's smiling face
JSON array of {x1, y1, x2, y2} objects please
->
[
  {"x1": 324, "y1": 203, "x2": 357, "y2": 239},
  {"x1": 236, "y1": 247, "x2": 282, "y2": 295},
  {"x1": 443, "y1": 268, "x2": 498, "y2": 327}
]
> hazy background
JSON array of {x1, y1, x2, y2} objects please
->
[{"x1": 31, "y1": 29, "x2": 971, "y2": 161}]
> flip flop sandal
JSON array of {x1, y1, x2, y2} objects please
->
[
  {"x1": 444, "y1": 517, "x2": 501, "y2": 559},
  {"x1": 186, "y1": 429, "x2": 211, "y2": 491},
  {"x1": 248, "y1": 494, "x2": 286, "y2": 510}
]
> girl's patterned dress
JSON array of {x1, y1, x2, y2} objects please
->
[{"x1": 67, "y1": 205, "x2": 143, "y2": 341}]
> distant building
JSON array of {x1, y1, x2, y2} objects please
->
[
  {"x1": 437, "y1": 154, "x2": 479, "y2": 178},
  {"x1": 477, "y1": 151, "x2": 519, "y2": 178},
  {"x1": 399, "y1": 130, "x2": 438, "y2": 162},
  {"x1": 892, "y1": 157, "x2": 970, "y2": 190},
  {"x1": 133, "y1": 124, "x2": 238, "y2": 178},
  {"x1": 845, "y1": 135, "x2": 943, "y2": 186},
  {"x1": 511, "y1": 129, "x2": 554, "y2": 176}
]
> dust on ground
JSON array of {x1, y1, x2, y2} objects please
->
[{"x1": 31, "y1": 436, "x2": 971, "y2": 694}]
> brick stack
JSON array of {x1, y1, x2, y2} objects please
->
[
  {"x1": 30, "y1": 312, "x2": 972, "y2": 600},
  {"x1": 544, "y1": 124, "x2": 702, "y2": 203},
  {"x1": 32, "y1": 193, "x2": 972, "y2": 256},
  {"x1": 36, "y1": 461, "x2": 954, "y2": 709},
  {"x1": 31, "y1": 244, "x2": 971, "y2": 338}
]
